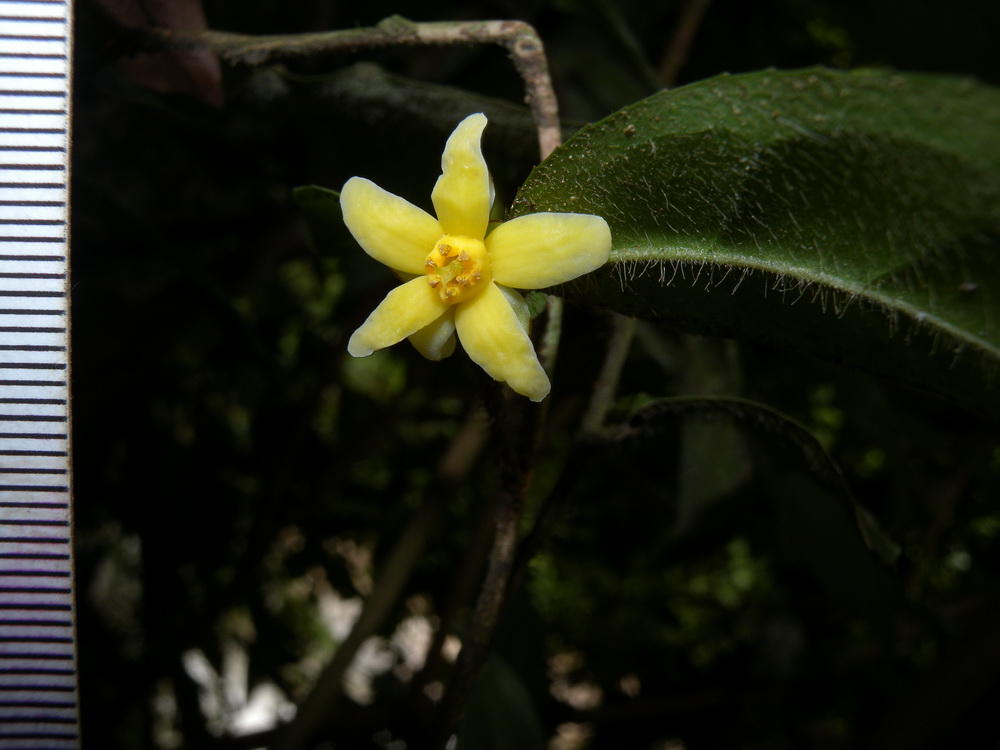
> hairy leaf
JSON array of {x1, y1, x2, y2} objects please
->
[{"x1": 511, "y1": 69, "x2": 1000, "y2": 417}]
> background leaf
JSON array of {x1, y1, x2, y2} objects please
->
[
  {"x1": 621, "y1": 395, "x2": 901, "y2": 565},
  {"x1": 511, "y1": 68, "x2": 1000, "y2": 417},
  {"x1": 456, "y1": 653, "x2": 547, "y2": 750}
]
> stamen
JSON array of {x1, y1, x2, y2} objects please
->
[{"x1": 424, "y1": 234, "x2": 491, "y2": 304}]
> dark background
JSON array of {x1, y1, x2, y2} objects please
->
[{"x1": 71, "y1": 0, "x2": 1000, "y2": 748}]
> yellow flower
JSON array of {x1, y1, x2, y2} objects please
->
[{"x1": 342, "y1": 113, "x2": 611, "y2": 402}]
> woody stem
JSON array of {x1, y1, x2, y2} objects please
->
[
  {"x1": 139, "y1": 16, "x2": 561, "y2": 159},
  {"x1": 430, "y1": 383, "x2": 543, "y2": 748}
]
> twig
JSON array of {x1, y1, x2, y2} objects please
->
[
  {"x1": 141, "y1": 15, "x2": 562, "y2": 160},
  {"x1": 659, "y1": 0, "x2": 713, "y2": 88},
  {"x1": 429, "y1": 392, "x2": 537, "y2": 748},
  {"x1": 411, "y1": 300, "x2": 563, "y2": 738},
  {"x1": 507, "y1": 313, "x2": 636, "y2": 599},
  {"x1": 406, "y1": 474, "x2": 499, "y2": 710},
  {"x1": 430, "y1": 311, "x2": 632, "y2": 744},
  {"x1": 580, "y1": 313, "x2": 636, "y2": 437}
]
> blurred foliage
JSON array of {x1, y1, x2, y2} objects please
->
[{"x1": 72, "y1": 0, "x2": 1000, "y2": 749}]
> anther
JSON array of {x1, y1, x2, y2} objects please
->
[{"x1": 423, "y1": 234, "x2": 490, "y2": 304}]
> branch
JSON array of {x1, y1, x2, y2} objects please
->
[
  {"x1": 141, "y1": 15, "x2": 562, "y2": 159},
  {"x1": 579, "y1": 313, "x2": 636, "y2": 437},
  {"x1": 429, "y1": 389, "x2": 541, "y2": 748}
]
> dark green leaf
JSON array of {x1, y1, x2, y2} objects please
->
[
  {"x1": 456, "y1": 654, "x2": 546, "y2": 750},
  {"x1": 620, "y1": 395, "x2": 900, "y2": 565},
  {"x1": 512, "y1": 68, "x2": 1000, "y2": 417}
]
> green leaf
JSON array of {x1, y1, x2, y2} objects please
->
[
  {"x1": 621, "y1": 396, "x2": 901, "y2": 565},
  {"x1": 511, "y1": 68, "x2": 1000, "y2": 417},
  {"x1": 456, "y1": 653, "x2": 546, "y2": 750}
]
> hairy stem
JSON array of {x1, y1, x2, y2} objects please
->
[
  {"x1": 141, "y1": 16, "x2": 561, "y2": 159},
  {"x1": 430, "y1": 392, "x2": 537, "y2": 748}
]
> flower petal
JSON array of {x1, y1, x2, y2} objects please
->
[
  {"x1": 348, "y1": 277, "x2": 449, "y2": 357},
  {"x1": 341, "y1": 177, "x2": 441, "y2": 275},
  {"x1": 408, "y1": 308, "x2": 457, "y2": 360},
  {"x1": 455, "y1": 283, "x2": 550, "y2": 402},
  {"x1": 495, "y1": 284, "x2": 530, "y2": 332},
  {"x1": 486, "y1": 213, "x2": 612, "y2": 289},
  {"x1": 431, "y1": 113, "x2": 493, "y2": 239}
]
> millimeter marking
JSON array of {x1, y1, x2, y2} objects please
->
[{"x1": 0, "y1": 1, "x2": 77, "y2": 748}]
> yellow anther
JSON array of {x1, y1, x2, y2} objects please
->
[{"x1": 424, "y1": 234, "x2": 491, "y2": 304}]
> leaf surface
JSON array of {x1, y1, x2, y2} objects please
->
[{"x1": 511, "y1": 69, "x2": 1000, "y2": 416}]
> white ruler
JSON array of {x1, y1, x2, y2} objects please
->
[{"x1": 0, "y1": 1, "x2": 77, "y2": 748}]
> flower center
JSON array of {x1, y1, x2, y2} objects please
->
[{"x1": 424, "y1": 235, "x2": 491, "y2": 304}]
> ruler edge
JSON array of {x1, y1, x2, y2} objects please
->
[{"x1": 0, "y1": 0, "x2": 80, "y2": 747}]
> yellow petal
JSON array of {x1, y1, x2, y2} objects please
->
[
  {"x1": 431, "y1": 113, "x2": 494, "y2": 239},
  {"x1": 455, "y1": 282, "x2": 550, "y2": 402},
  {"x1": 495, "y1": 284, "x2": 530, "y2": 333},
  {"x1": 341, "y1": 177, "x2": 441, "y2": 275},
  {"x1": 348, "y1": 277, "x2": 449, "y2": 357},
  {"x1": 408, "y1": 308, "x2": 457, "y2": 360},
  {"x1": 486, "y1": 213, "x2": 612, "y2": 289}
]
